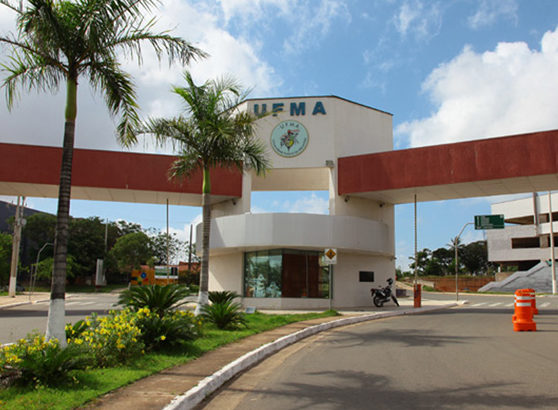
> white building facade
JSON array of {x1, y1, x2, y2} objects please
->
[
  {"x1": 487, "y1": 192, "x2": 558, "y2": 270},
  {"x1": 197, "y1": 96, "x2": 396, "y2": 309}
]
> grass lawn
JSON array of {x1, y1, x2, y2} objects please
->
[{"x1": 0, "y1": 310, "x2": 338, "y2": 410}]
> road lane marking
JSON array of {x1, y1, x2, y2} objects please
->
[
  {"x1": 488, "y1": 303, "x2": 502, "y2": 307},
  {"x1": 540, "y1": 302, "x2": 550, "y2": 308},
  {"x1": 472, "y1": 302, "x2": 487, "y2": 307}
]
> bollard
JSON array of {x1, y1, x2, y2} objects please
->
[
  {"x1": 526, "y1": 288, "x2": 538, "y2": 315},
  {"x1": 414, "y1": 284, "x2": 421, "y2": 308},
  {"x1": 512, "y1": 289, "x2": 536, "y2": 332}
]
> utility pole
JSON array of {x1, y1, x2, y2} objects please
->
[
  {"x1": 166, "y1": 199, "x2": 170, "y2": 282},
  {"x1": 454, "y1": 222, "x2": 473, "y2": 301},
  {"x1": 548, "y1": 192, "x2": 556, "y2": 295},
  {"x1": 8, "y1": 196, "x2": 25, "y2": 297},
  {"x1": 188, "y1": 224, "x2": 193, "y2": 273}
]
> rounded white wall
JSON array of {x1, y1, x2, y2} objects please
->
[
  {"x1": 208, "y1": 249, "x2": 395, "y2": 309},
  {"x1": 200, "y1": 213, "x2": 393, "y2": 256}
]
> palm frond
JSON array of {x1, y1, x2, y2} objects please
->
[
  {"x1": 1, "y1": 51, "x2": 63, "y2": 108},
  {"x1": 88, "y1": 59, "x2": 140, "y2": 145}
]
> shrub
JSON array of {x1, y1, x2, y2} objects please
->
[
  {"x1": 66, "y1": 309, "x2": 144, "y2": 367},
  {"x1": 208, "y1": 290, "x2": 240, "y2": 305},
  {"x1": 118, "y1": 284, "x2": 191, "y2": 317},
  {"x1": 0, "y1": 334, "x2": 92, "y2": 386},
  {"x1": 201, "y1": 300, "x2": 246, "y2": 330},
  {"x1": 65, "y1": 319, "x2": 89, "y2": 340},
  {"x1": 136, "y1": 307, "x2": 202, "y2": 351}
]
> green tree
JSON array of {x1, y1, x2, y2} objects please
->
[
  {"x1": 0, "y1": 232, "x2": 12, "y2": 286},
  {"x1": 409, "y1": 249, "x2": 431, "y2": 276},
  {"x1": 135, "y1": 71, "x2": 269, "y2": 314},
  {"x1": 108, "y1": 231, "x2": 153, "y2": 272},
  {"x1": 20, "y1": 212, "x2": 56, "y2": 269},
  {"x1": 431, "y1": 247, "x2": 454, "y2": 275},
  {"x1": 116, "y1": 221, "x2": 144, "y2": 236},
  {"x1": 34, "y1": 255, "x2": 78, "y2": 281},
  {"x1": 149, "y1": 231, "x2": 185, "y2": 266},
  {"x1": 424, "y1": 257, "x2": 445, "y2": 276},
  {"x1": 68, "y1": 217, "x2": 105, "y2": 281},
  {"x1": 461, "y1": 240, "x2": 492, "y2": 275},
  {"x1": 0, "y1": 0, "x2": 204, "y2": 343}
]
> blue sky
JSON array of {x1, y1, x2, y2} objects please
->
[{"x1": 1, "y1": 0, "x2": 558, "y2": 268}]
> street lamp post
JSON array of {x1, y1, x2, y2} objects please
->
[
  {"x1": 29, "y1": 242, "x2": 53, "y2": 301},
  {"x1": 455, "y1": 222, "x2": 473, "y2": 301}
]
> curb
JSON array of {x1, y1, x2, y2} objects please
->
[
  {"x1": 0, "y1": 298, "x2": 51, "y2": 310},
  {"x1": 164, "y1": 303, "x2": 459, "y2": 410}
]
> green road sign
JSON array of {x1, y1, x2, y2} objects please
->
[{"x1": 474, "y1": 214, "x2": 505, "y2": 230}]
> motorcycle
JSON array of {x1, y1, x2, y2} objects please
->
[{"x1": 370, "y1": 278, "x2": 399, "y2": 307}]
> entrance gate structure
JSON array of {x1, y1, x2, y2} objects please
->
[{"x1": 1, "y1": 96, "x2": 557, "y2": 308}]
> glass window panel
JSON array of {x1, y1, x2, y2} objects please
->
[{"x1": 245, "y1": 249, "x2": 330, "y2": 299}]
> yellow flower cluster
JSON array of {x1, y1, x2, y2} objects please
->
[
  {"x1": 136, "y1": 307, "x2": 152, "y2": 318},
  {"x1": 65, "y1": 309, "x2": 144, "y2": 366},
  {"x1": 0, "y1": 335, "x2": 59, "y2": 368}
]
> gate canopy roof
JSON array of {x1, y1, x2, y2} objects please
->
[
  {"x1": 1, "y1": 129, "x2": 557, "y2": 205},
  {"x1": 0, "y1": 143, "x2": 242, "y2": 206},
  {"x1": 338, "y1": 129, "x2": 558, "y2": 204}
]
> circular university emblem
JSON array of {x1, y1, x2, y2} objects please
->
[{"x1": 270, "y1": 120, "x2": 309, "y2": 158}]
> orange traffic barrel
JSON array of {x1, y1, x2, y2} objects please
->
[
  {"x1": 526, "y1": 288, "x2": 539, "y2": 315},
  {"x1": 513, "y1": 289, "x2": 536, "y2": 332}
]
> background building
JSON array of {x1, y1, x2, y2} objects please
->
[
  {"x1": 487, "y1": 192, "x2": 558, "y2": 271},
  {"x1": 482, "y1": 192, "x2": 557, "y2": 292}
]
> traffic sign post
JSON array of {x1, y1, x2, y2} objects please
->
[
  {"x1": 324, "y1": 248, "x2": 337, "y2": 264},
  {"x1": 474, "y1": 214, "x2": 505, "y2": 230},
  {"x1": 324, "y1": 248, "x2": 337, "y2": 310}
]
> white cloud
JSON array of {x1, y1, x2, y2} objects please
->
[
  {"x1": 287, "y1": 193, "x2": 329, "y2": 214},
  {"x1": 218, "y1": 0, "x2": 289, "y2": 24},
  {"x1": 396, "y1": 27, "x2": 558, "y2": 147},
  {"x1": 282, "y1": 0, "x2": 351, "y2": 55},
  {"x1": 0, "y1": 0, "x2": 280, "y2": 151},
  {"x1": 468, "y1": 0, "x2": 518, "y2": 30},
  {"x1": 393, "y1": 0, "x2": 442, "y2": 41}
]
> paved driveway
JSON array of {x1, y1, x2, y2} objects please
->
[{"x1": 202, "y1": 305, "x2": 558, "y2": 410}]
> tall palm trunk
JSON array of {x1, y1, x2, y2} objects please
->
[
  {"x1": 45, "y1": 77, "x2": 77, "y2": 345},
  {"x1": 195, "y1": 167, "x2": 211, "y2": 315}
]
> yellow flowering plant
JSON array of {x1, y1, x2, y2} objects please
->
[
  {"x1": 0, "y1": 333, "x2": 92, "y2": 386},
  {"x1": 66, "y1": 309, "x2": 144, "y2": 367}
]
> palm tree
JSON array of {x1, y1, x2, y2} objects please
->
[
  {"x1": 0, "y1": 0, "x2": 205, "y2": 344},
  {"x1": 135, "y1": 71, "x2": 269, "y2": 314}
]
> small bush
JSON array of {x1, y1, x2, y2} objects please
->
[
  {"x1": 65, "y1": 319, "x2": 89, "y2": 340},
  {"x1": 0, "y1": 334, "x2": 92, "y2": 386},
  {"x1": 66, "y1": 309, "x2": 144, "y2": 367},
  {"x1": 208, "y1": 290, "x2": 240, "y2": 305},
  {"x1": 118, "y1": 284, "x2": 190, "y2": 317},
  {"x1": 202, "y1": 300, "x2": 246, "y2": 330},
  {"x1": 136, "y1": 308, "x2": 202, "y2": 351}
]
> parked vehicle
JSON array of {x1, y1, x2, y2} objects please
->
[{"x1": 370, "y1": 278, "x2": 399, "y2": 307}]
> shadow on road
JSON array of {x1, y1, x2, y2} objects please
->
[{"x1": 226, "y1": 369, "x2": 557, "y2": 409}]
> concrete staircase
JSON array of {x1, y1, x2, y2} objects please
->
[{"x1": 479, "y1": 261, "x2": 555, "y2": 293}]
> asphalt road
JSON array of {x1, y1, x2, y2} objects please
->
[
  {"x1": 0, "y1": 293, "x2": 120, "y2": 344},
  {"x1": 201, "y1": 301, "x2": 558, "y2": 410}
]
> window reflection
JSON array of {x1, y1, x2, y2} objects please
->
[{"x1": 244, "y1": 249, "x2": 330, "y2": 298}]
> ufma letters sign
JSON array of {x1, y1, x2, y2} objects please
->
[{"x1": 253, "y1": 101, "x2": 327, "y2": 117}]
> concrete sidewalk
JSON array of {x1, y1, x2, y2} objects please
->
[
  {"x1": 0, "y1": 292, "x2": 50, "y2": 309},
  {"x1": 84, "y1": 299, "x2": 461, "y2": 410}
]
